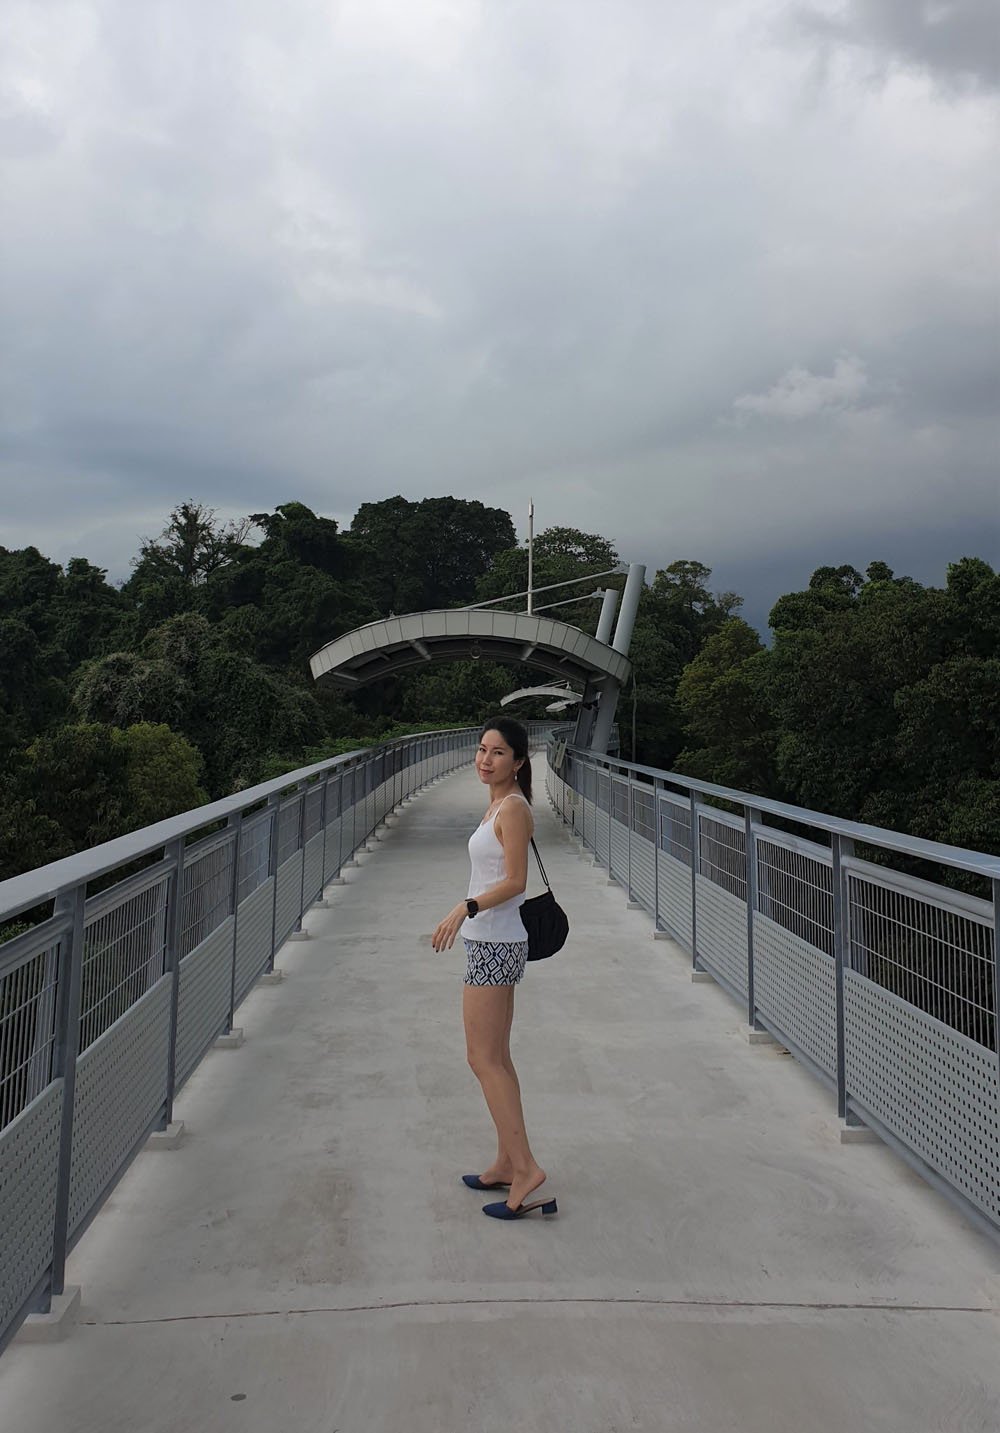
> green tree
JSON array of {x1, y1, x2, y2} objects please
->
[
  {"x1": 626, "y1": 562, "x2": 741, "y2": 767},
  {"x1": 0, "y1": 618, "x2": 67, "y2": 759},
  {"x1": 349, "y1": 496, "x2": 516, "y2": 614},
  {"x1": 16, "y1": 724, "x2": 127, "y2": 858},
  {"x1": 0, "y1": 722, "x2": 207, "y2": 880},
  {"x1": 205, "y1": 502, "x2": 375, "y2": 669},
  {"x1": 73, "y1": 650, "x2": 188, "y2": 730},
  {"x1": 673, "y1": 620, "x2": 775, "y2": 791},
  {"x1": 51, "y1": 558, "x2": 128, "y2": 666},
  {"x1": 111, "y1": 723, "x2": 207, "y2": 829},
  {"x1": 130, "y1": 501, "x2": 251, "y2": 586}
]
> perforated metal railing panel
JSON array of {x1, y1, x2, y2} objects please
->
[
  {"x1": 274, "y1": 851, "x2": 304, "y2": 948},
  {"x1": 234, "y1": 878, "x2": 275, "y2": 1006},
  {"x1": 610, "y1": 777, "x2": 630, "y2": 879},
  {"x1": 657, "y1": 855, "x2": 692, "y2": 946},
  {"x1": 324, "y1": 817, "x2": 343, "y2": 883},
  {"x1": 68, "y1": 977, "x2": 172, "y2": 1238},
  {"x1": 610, "y1": 816, "x2": 629, "y2": 884},
  {"x1": 845, "y1": 971, "x2": 1000, "y2": 1222},
  {"x1": 754, "y1": 915, "x2": 837, "y2": 1078},
  {"x1": 694, "y1": 875, "x2": 749, "y2": 997},
  {"x1": 303, "y1": 832, "x2": 325, "y2": 910},
  {"x1": 630, "y1": 831, "x2": 655, "y2": 912},
  {"x1": 0, "y1": 1083, "x2": 62, "y2": 1337},
  {"x1": 175, "y1": 917, "x2": 235, "y2": 1090}
]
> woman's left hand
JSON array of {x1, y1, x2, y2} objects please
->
[{"x1": 431, "y1": 904, "x2": 467, "y2": 952}]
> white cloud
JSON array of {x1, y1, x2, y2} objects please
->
[
  {"x1": 732, "y1": 355, "x2": 871, "y2": 420},
  {"x1": 0, "y1": 0, "x2": 997, "y2": 617}
]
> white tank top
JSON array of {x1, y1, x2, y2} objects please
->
[{"x1": 461, "y1": 794, "x2": 531, "y2": 942}]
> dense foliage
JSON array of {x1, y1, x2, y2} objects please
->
[
  {"x1": 675, "y1": 559, "x2": 1000, "y2": 858},
  {"x1": 0, "y1": 496, "x2": 995, "y2": 884}
]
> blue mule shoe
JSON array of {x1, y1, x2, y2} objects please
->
[
  {"x1": 482, "y1": 1192, "x2": 558, "y2": 1220},
  {"x1": 462, "y1": 1174, "x2": 511, "y2": 1191}
]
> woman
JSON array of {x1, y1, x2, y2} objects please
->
[{"x1": 431, "y1": 717, "x2": 557, "y2": 1220}]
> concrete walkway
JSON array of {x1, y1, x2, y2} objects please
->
[{"x1": 1, "y1": 764, "x2": 999, "y2": 1432}]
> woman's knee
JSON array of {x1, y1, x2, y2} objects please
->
[{"x1": 467, "y1": 1045, "x2": 505, "y2": 1079}]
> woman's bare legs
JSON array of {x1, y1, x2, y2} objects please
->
[
  {"x1": 463, "y1": 984, "x2": 545, "y2": 1208},
  {"x1": 476, "y1": 988, "x2": 518, "y2": 1182}
]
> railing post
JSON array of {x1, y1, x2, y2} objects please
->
[
  {"x1": 745, "y1": 808, "x2": 760, "y2": 1030},
  {"x1": 296, "y1": 782, "x2": 308, "y2": 931},
  {"x1": 49, "y1": 883, "x2": 86, "y2": 1302},
  {"x1": 319, "y1": 775, "x2": 329, "y2": 896},
  {"x1": 985, "y1": 871, "x2": 991, "y2": 1094},
  {"x1": 832, "y1": 833, "x2": 850, "y2": 1121},
  {"x1": 226, "y1": 813, "x2": 244, "y2": 1033},
  {"x1": 162, "y1": 836, "x2": 185, "y2": 1129},
  {"x1": 266, "y1": 792, "x2": 282, "y2": 973},
  {"x1": 606, "y1": 765, "x2": 613, "y2": 876},
  {"x1": 337, "y1": 771, "x2": 347, "y2": 873},
  {"x1": 653, "y1": 779, "x2": 661, "y2": 932},
  {"x1": 690, "y1": 791, "x2": 700, "y2": 971}
]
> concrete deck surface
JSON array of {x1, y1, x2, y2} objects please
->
[{"x1": 1, "y1": 765, "x2": 998, "y2": 1432}]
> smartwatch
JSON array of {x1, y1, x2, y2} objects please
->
[{"x1": 465, "y1": 898, "x2": 479, "y2": 918}]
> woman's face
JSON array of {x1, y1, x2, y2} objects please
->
[{"x1": 476, "y1": 729, "x2": 522, "y2": 786}]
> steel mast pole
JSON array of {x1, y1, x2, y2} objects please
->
[{"x1": 526, "y1": 498, "x2": 534, "y2": 614}]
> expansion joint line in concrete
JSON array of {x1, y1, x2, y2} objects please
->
[{"x1": 79, "y1": 1295, "x2": 999, "y2": 1328}]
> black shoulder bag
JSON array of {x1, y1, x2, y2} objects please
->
[{"x1": 521, "y1": 839, "x2": 569, "y2": 961}]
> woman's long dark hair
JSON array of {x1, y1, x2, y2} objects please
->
[{"x1": 479, "y1": 716, "x2": 532, "y2": 804}]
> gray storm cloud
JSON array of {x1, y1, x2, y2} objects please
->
[
  {"x1": 795, "y1": 0, "x2": 1000, "y2": 89},
  {"x1": 1, "y1": 0, "x2": 997, "y2": 624}
]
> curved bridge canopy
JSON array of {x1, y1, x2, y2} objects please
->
[{"x1": 309, "y1": 610, "x2": 632, "y2": 689}]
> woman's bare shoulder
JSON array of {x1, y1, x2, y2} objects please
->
[{"x1": 496, "y1": 794, "x2": 533, "y2": 832}]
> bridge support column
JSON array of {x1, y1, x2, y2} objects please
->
[{"x1": 590, "y1": 563, "x2": 645, "y2": 755}]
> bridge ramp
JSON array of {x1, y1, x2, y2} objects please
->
[{"x1": 1, "y1": 768, "x2": 997, "y2": 1431}]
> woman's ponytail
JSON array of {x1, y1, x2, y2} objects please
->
[{"x1": 516, "y1": 754, "x2": 533, "y2": 805}]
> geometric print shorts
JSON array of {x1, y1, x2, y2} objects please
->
[{"x1": 463, "y1": 939, "x2": 529, "y2": 987}]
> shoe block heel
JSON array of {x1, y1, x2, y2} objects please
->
[{"x1": 541, "y1": 1198, "x2": 558, "y2": 1216}]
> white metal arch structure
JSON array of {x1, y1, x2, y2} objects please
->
[{"x1": 309, "y1": 609, "x2": 632, "y2": 690}]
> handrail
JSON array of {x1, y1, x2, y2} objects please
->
[
  {"x1": 560, "y1": 743, "x2": 1000, "y2": 881},
  {"x1": 546, "y1": 738, "x2": 1000, "y2": 1244},
  {"x1": 0, "y1": 720, "x2": 556, "y2": 1352},
  {"x1": 0, "y1": 726, "x2": 482, "y2": 923}
]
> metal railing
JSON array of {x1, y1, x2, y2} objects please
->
[
  {"x1": 0, "y1": 722, "x2": 554, "y2": 1353},
  {"x1": 546, "y1": 739, "x2": 1000, "y2": 1242}
]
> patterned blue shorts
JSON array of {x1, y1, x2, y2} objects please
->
[{"x1": 463, "y1": 938, "x2": 529, "y2": 987}]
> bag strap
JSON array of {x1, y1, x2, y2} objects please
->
[{"x1": 530, "y1": 838, "x2": 552, "y2": 890}]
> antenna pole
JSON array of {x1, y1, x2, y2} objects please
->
[{"x1": 526, "y1": 499, "x2": 534, "y2": 614}]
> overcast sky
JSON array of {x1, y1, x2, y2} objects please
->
[{"x1": 2, "y1": 0, "x2": 998, "y2": 631}]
